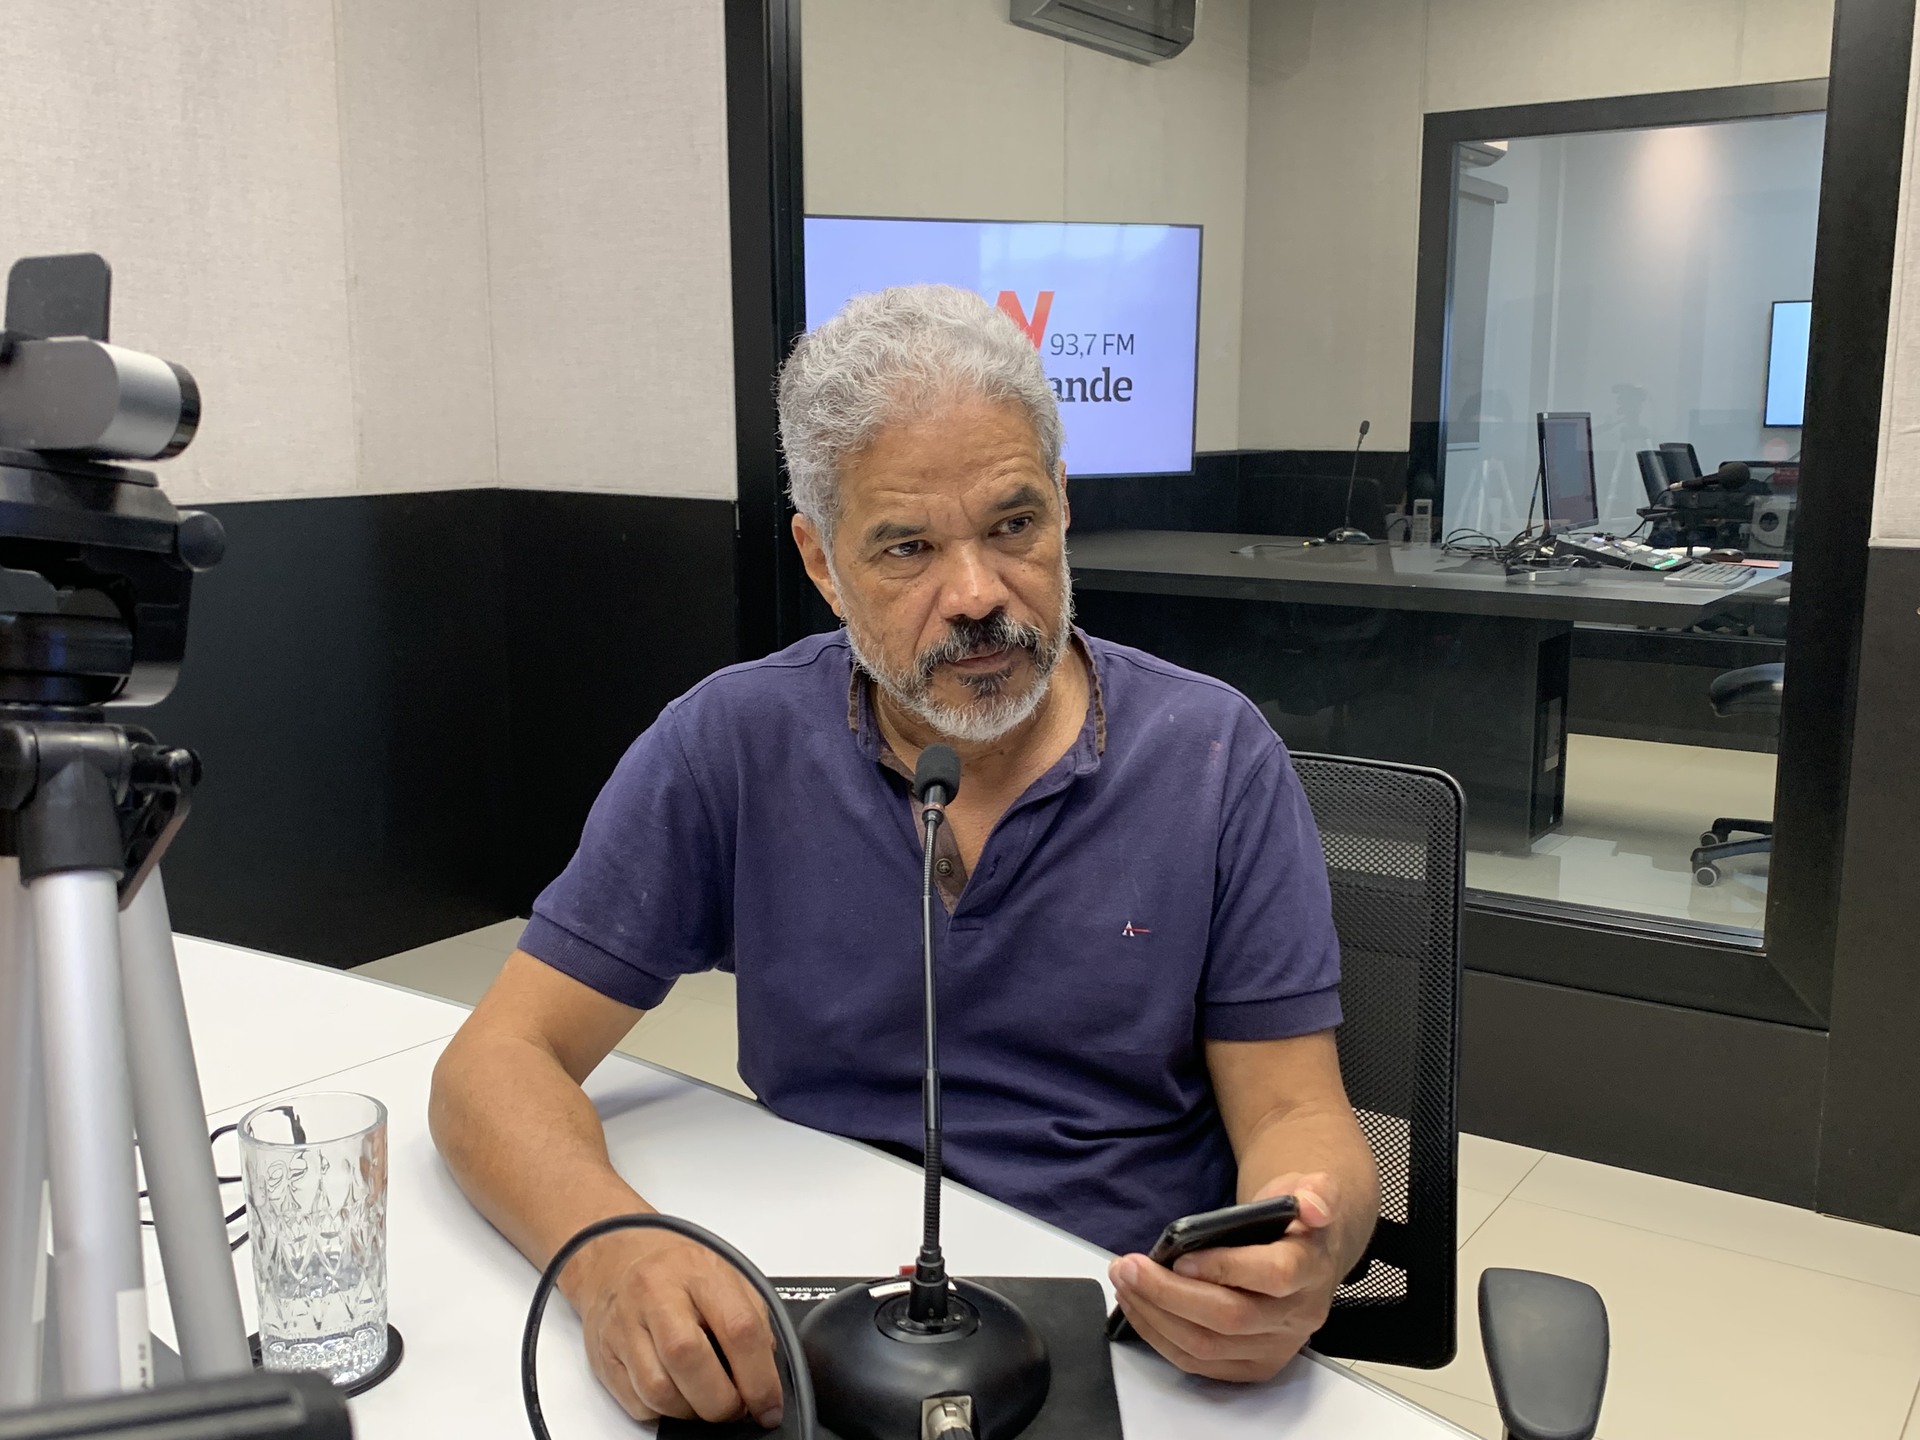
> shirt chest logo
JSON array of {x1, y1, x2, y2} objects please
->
[{"x1": 1120, "y1": 921, "x2": 1153, "y2": 938}]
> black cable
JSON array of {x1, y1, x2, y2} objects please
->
[{"x1": 520, "y1": 1213, "x2": 817, "y2": 1440}]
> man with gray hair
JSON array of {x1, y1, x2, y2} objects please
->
[{"x1": 430, "y1": 284, "x2": 1379, "y2": 1430}]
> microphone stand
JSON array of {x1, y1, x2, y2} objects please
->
[
  {"x1": 799, "y1": 748, "x2": 1050, "y2": 1440},
  {"x1": 909, "y1": 793, "x2": 950, "y2": 1321},
  {"x1": 1326, "y1": 418, "x2": 1373, "y2": 545}
]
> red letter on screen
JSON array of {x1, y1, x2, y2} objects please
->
[{"x1": 996, "y1": 290, "x2": 1054, "y2": 348}]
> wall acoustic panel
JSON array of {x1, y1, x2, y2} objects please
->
[
  {"x1": 0, "y1": 0, "x2": 359, "y2": 505},
  {"x1": 334, "y1": 0, "x2": 499, "y2": 496},
  {"x1": 479, "y1": 0, "x2": 739, "y2": 499}
]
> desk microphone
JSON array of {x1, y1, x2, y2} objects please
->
[
  {"x1": 1328, "y1": 419, "x2": 1373, "y2": 544},
  {"x1": 798, "y1": 745, "x2": 1050, "y2": 1440},
  {"x1": 1679, "y1": 459, "x2": 1751, "y2": 491}
]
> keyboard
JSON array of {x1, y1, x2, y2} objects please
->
[{"x1": 1663, "y1": 563, "x2": 1754, "y2": 588}]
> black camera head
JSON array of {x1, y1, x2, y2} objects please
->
[{"x1": 0, "y1": 254, "x2": 221, "y2": 711}]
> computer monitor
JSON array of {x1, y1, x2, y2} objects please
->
[
  {"x1": 1766, "y1": 300, "x2": 1811, "y2": 427},
  {"x1": 1658, "y1": 441, "x2": 1702, "y2": 482},
  {"x1": 1537, "y1": 412, "x2": 1598, "y2": 529}
]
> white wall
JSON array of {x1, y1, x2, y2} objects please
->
[
  {"x1": 0, "y1": 0, "x2": 736, "y2": 504},
  {"x1": 1874, "y1": 18, "x2": 1920, "y2": 545},
  {"x1": 337, "y1": 0, "x2": 497, "y2": 498},
  {"x1": 478, "y1": 0, "x2": 738, "y2": 499},
  {"x1": 801, "y1": 0, "x2": 1253, "y2": 454},
  {"x1": 0, "y1": 1, "x2": 361, "y2": 504},
  {"x1": 1452, "y1": 113, "x2": 1824, "y2": 536},
  {"x1": 1239, "y1": 0, "x2": 1836, "y2": 452}
]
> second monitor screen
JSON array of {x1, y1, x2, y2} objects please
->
[{"x1": 1539, "y1": 412, "x2": 1598, "y2": 528}]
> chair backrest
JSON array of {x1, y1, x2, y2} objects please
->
[
  {"x1": 1637, "y1": 449, "x2": 1672, "y2": 505},
  {"x1": 1294, "y1": 753, "x2": 1465, "y2": 1369}
]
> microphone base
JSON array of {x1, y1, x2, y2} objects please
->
[
  {"x1": 1325, "y1": 526, "x2": 1373, "y2": 545},
  {"x1": 799, "y1": 1276, "x2": 1051, "y2": 1440}
]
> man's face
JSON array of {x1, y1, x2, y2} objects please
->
[{"x1": 793, "y1": 393, "x2": 1073, "y2": 745}]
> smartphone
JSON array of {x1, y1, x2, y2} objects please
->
[{"x1": 1105, "y1": 1194, "x2": 1300, "y2": 1342}]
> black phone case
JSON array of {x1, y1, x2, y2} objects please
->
[{"x1": 1105, "y1": 1196, "x2": 1300, "y2": 1342}]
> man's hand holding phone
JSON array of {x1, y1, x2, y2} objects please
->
[{"x1": 1106, "y1": 1173, "x2": 1346, "y2": 1383}]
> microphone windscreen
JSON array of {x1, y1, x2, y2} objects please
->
[
  {"x1": 1718, "y1": 461, "x2": 1751, "y2": 484},
  {"x1": 913, "y1": 743, "x2": 962, "y2": 804}
]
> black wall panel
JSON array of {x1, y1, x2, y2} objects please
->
[
  {"x1": 502, "y1": 490, "x2": 740, "y2": 914},
  {"x1": 143, "y1": 491, "x2": 510, "y2": 967},
  {"x1": 1818, "y1": 544, "x2": 1920, "y2": 1228},
  {"x1": 1461, "y1": 970, "x2": 1827, "y2": 1205},
  {"x1": 136, "y1": 488, "x2": 737, "y2": 969}
]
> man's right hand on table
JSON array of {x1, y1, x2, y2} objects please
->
[{"x1": 565, "y1": 1228, "x2": 786, "y2": 1429}]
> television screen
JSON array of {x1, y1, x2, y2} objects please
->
[
  {"x1": 803, "y1": 216, "x2": 1202, "y2": 476},
  {"x1": 1766, "y1": 300, "x2": 1811, "y2": 428}
]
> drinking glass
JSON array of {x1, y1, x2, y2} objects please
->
[{"x1": 239, "y1": 1091, "x2": 389, "y2": 1386}]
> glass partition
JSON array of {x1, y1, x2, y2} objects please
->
[
  {"x1": 1434, "y1": 112, "x2": 1822, "y2": 936},
  {"x1": 797, "y1": 0, "x2": 1838, "y2": 1006}
]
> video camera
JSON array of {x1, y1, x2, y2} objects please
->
[{"x1": 0, "y1": 253, "x2": 223, "y2": 711}]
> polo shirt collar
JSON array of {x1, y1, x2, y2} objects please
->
[{"x1": 848, "y1": 628, "x2": 1107, "y2": 782}]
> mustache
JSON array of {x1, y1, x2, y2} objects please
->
[{"x1": 915, "y1": 612, "x2": 1046, "y2": 683}]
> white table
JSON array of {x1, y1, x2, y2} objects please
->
[{"x1": 147, "y1": 938, "x2": 1471, "y2": 1439}]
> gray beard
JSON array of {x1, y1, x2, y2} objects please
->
[{"x1": 839, "y1": 566, "x2": 1075, "y2": 747}]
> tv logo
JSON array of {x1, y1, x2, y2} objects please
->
[
  {"x1": 998, "y1": 289, "x2": 1128, "y2": 407},
  {"x1": 997, "y1": 288, "x2": 1134, "y2": 406},
  {"x1": 996, "y1": 290, "x2": 1053, "y2": 347}
]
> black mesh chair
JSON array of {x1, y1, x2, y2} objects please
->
[
  {"x1": 1691, "y1": 663, "x2": 1784, "y2": 886},
  {"x1": 1294, "y1": 754, "x2": 1609, "y2": 1440}
]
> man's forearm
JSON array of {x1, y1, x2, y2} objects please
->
[
  {"x1": 428, "y1": 1029, "x2": 655, "y2": 1305},
  {"x1": 1234, "y1": 1101, "x2": 1380, "y2": 1277}
]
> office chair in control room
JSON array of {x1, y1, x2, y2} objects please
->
[
  {"x1": 1691, "y1": 663, "x2": 1785, "y2": 886},
  {"x1": 1636, "y1": 449, "x2": 1671, "y2": 506},
  {"x1": 1295, "y1": 754, "x2": 1611, "y2": 1440}
]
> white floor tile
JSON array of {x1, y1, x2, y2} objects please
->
[
  {"x1": 1353, "y1": 1366, "x2": 1504, "y2": 1438},
  {"x1": 1458, "y1": 1133, "x2": 1543, "y2": 1199},
  {"x1": 1513, "y1": 1152, "x2": 1920, "y2": 1296},
  {"x1": 1372, "y1": 1198, "x2": 1920, "y2": 1440},
  {"x1": 617, "y1": 994, "x2": 749, "y2": 1098},
  {"x1": 672, "y1": 969, "x2": 739, "y2": 1006},
  {"x1": 352, "y1": 939, "x2": 508, "y2": 1008},
  {"x1": 1457, "y1": 1187, "x2": 1502, "y2": 1249},
  {"x1": 451, "y1": 918, "x2": 529, "y2": 955}
]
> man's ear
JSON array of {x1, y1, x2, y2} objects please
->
[{"x1": 792, "y1": 513, "x2": 843, "y2": 617}]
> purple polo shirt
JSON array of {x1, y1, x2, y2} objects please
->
[{"x1": 520, "y1": 630, "x2": 1341, "y2": 1256}]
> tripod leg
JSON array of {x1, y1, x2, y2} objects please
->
[
  {"x1": 118, "y1": 871, "x2": 249, "y2": 1377},
  {"x1": 33, "y1": 869, "x2": 151, "y2": 1397},
  {"x1": 0, "y1": 859, "x2": 48, "y2": 1407}
]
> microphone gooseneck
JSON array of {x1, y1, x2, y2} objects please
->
[
  {"x1": 909, "y1": 743, "x2": 960, "y2": 1324},
  {"x1": 797, "y1": 741, "x2": 1050, "y2": 1440},
  {"x1": 1328, "y1": 418, "x2": 1373, "y2": 544}
]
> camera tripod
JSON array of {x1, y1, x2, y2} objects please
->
[
  {"x1": 0, "y1": 251, "x2": 248, "y2": 1405},
  {"x1": 0, "y1": 697, "x2": 252, "y2": 1405}
]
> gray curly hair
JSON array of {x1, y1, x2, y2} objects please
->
[{"x1": 776, "y1": 284, "x2": 1065, "y2": 541}]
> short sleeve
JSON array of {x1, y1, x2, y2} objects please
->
[
  {"x1": 517, "y1": 705, "x2": 732, "y2": 1009},
  {"x1": 1201, "y1": 744, "x2": 1343, "y2": 1040}
]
